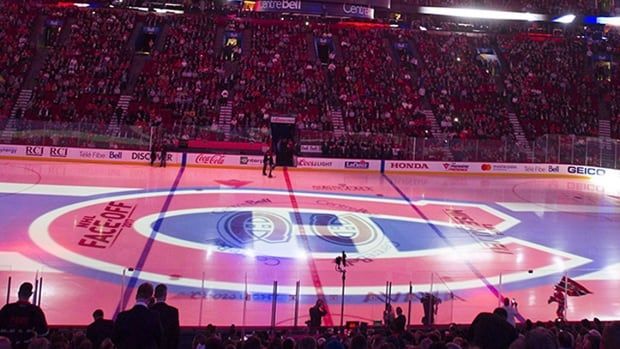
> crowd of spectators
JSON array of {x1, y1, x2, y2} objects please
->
[
  {"x1": 499, "y1": 34, "x2": 599, "y2": 140},
  {"x1": 133, "y1": 14, "x2": 224, "y2": 141},
  {"x1": 610, "y1": 91, "x2": 620, "y2": 140},
  {"x1": 3, "y1": 280, "x2": 620, "y2": 349},
  {"x1": 319, "y1": 134, "x2": 409, "y2": 159},
  {"x1": 1, "y1": 4, "x2": 620, "y2": 160},
  {"x1": 604, "y1": 48, "x2": 620, "y2": 140},
  {"x1": 330, "y1": 28, "x2": 428, "y2": 138},
  {"x1": 114, "y1": 0, "x2": 217, "y2": 13},
  {"x1": 231, "y1": 20, "x2": 330, "y2": 141},
  {"x1": 189, "y1": 319, "x2": 620, "y2": 349},
  {"x1": 0, "y1": 1, "x2": 36, "y2": 119},
  {"x1": 22, "y1": 7, "x2": 135, "y2": 129},
  {"x1": 415, "y1": 32, "x2": 514, "y2": 141}
]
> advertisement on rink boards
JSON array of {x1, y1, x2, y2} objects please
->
[
  {"x1": 295, "y1": 157, "x2": 381, "y2": 171},
  {"x1": 73, "y1": 148, "x2": 182, "y2": 164},
  {"x1": 385, "y1": 160, "x2": 620, "y2": 179},
  {"x1": 0, "y1": 145, "x2": 23, "y2": 156},
  {"x1": 0, "y1": 145, "x2": 182, "y2": 165},
  {"x1": 1, "y1": 145, "x2": 619, "y2": 179},
  {"x1": 188, "y1": 153, "x2": 264, "y2": 168}
]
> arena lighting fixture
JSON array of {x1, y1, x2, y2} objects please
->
[
  {"x1": 596, "y1": 16, "x2": 620, "y2": 26},
  {"x1": 154, "y1": 8, "x2": 184, "y2": 14},
  {"x1": 123, "y1": 6, "x2": 149, "y2": 11},
  {"x1": 57, "y1": 2, "x2": 90, "y2": 7},
  {"x1": 418, "y1": 6, "x2": 546, "y2": 21},
  {"x1": 553, "y1": 14, "x2": 576, "y2": 23}
]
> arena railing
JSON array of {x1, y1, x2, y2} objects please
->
[
  {"x1": 299, "y1": 133, "x2": 620, "y2": 170},
  {"x1": 2, "y1": 267, "x2": 604, "y2": 327},
  {"x1": 2, "y1": 120, "x2": 619, "y2": 169},
  {"x1": 1, "y1": 119, "x2": 151, "y2": 150},
  {"x1": 422, "y1": 135, "x2": 619, "y2": 169}
]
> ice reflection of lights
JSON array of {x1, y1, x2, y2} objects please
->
[
  {"x1": 205, "y1": 245, "x2": 215, "y2": 260},
  {"x1": 516, "y1": 252, "x2": 524, "y2": 264},
  {"x1": 553, "y1": 256, "x2": 566, "y2": 271},
  {"x1": 295, "y1": 250, "x2": 308, "y2": 260},
  {"x1": 589, "y1": 174, "x2": 620, "y2": 196}
]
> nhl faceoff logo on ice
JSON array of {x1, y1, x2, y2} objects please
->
[{"x1": 28, "y1": 188, "x2": 590, "y2": 296}]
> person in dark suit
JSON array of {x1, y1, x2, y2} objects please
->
[
  {"x1": 308, "y1": 299, "x2": 327, "y2": 333},
  {"x1": 150, "y1": 144, "x2": 158, "y2": 167},
  {"x1": 86, "y1": 309, "x2": 114, "y2": 349},
  {"x1": 159, "y1": 143, "x2": 168, "y2": 168},
  {"x1": 263, "y1": 149, "x2": 274, "y2": 178},
  {"x1": 150, "y1": 284, "x2": 180, "y2": 349},
  {"x1": 0, "y1": 283, "x2": 48, "y2": 349},
  {"x1": 393, "y1": 306, "x2": 406, "y2": 333},
  {"x1": 113, "y1": 282, "x2": 162, "y2": 349}
]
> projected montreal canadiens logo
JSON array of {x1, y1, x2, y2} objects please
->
[{"x1": 27, "y1": 189, "x2": 590, "y2": 296}]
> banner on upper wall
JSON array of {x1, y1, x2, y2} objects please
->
[
  {"x1": 300, "y1": 144, "x2": 322, "y2": 154},
  {"x1": 270, "y1": 116, "x2": 296, "y2": 124},
  {"x1": 252, "y1": 0, "x2": 375, "y2": 19}
]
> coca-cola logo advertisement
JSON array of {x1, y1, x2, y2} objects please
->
[{"x1": 195, "y1": 154, "x2": 226, "y2": 165}]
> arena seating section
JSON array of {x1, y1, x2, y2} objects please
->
[
  {"x1": 133, "y1": 14, "x2": 222, "y2": 141},
  {"x1": 0, "y1": 2, "x2": 36, "y2": 118},
  {"x1": 0, "y1": 1, "x2": 617, "y2": 159},
  {"x1": 499, "y1": 34, "x2": 599, "y2": 139}
]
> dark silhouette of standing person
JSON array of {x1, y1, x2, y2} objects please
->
[
  {"x1": 150, "y1": 284, "x2": 180, "y2": 349},
  {"x1": 548, "y1": 289, "x2": 566, "y2": 321},
  {"x1": 420, "y1": 293, "x2": 441, "y2": 326},
  {"x1": 113, "y1": 282, "x2": 162, "y2": 349},
  {"x1": 0, "y1": 282, "x2": 48, "y2": 349},
  {"x1": 150, "y1": 144, "x2": 157, "y2": 166},
  {"x1": 308, "y1": 299, "x2": 327, "y2": 333},
  {"x1": 160, "y1": 143, "x2": 168, "y2": 168},
  {"x1": 383, "y1": 303, "x2": 395, "y2": 329},
  {"x1": 393, "y1": 306, "x2": 406, "y2": 332},
  {"x1": 263, "y1": 149, "x2": 274, "y2": 178},
  {"x1": 86, "y1": 309, "x2": 114, "y2": 349}
]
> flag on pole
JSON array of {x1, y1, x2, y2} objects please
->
[{"x1": 554, "y1": 276, "x2": 592, "y2": 297}]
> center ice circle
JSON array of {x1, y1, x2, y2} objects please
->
[{"x1": 131, "y1": 207, "x2": 392, "y2": 259}]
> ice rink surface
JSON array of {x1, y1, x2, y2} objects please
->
[{"x1": 1, "y1": 159, "x2": 619, "y2": 326}]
